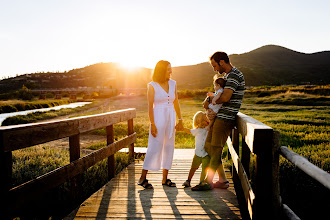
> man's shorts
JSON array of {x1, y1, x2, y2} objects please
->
[
  {"x1": 206, "y1": 118, "x2": 235, "y2": 147},
  {"x1": 204, "y1": 118, "x2": 235, "y2": 169}
]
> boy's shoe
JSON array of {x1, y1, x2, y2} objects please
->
[
  {"x1": 191, "y1": 182, "x2": 213, "y2": 191},
  {"x1": 213, "y1": 181, "x2": 229, "y2": 189},
  {"x1": 182, "y1": 180, "x2": 191, "y2": 187}
]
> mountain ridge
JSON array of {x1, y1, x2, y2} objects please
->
[{"x1": 1, "y1": 45, "x2": 329, "y2": 93}]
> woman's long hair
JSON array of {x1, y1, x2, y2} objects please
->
[{"x1": 152, "y1": 60, "x2": 170, "y2": 83}]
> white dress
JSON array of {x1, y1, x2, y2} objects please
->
[{"x1": 142, "y1": 79, "x2": 176, "y2": 171}]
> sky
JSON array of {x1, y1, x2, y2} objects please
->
[{"x1": 1, "y1": 0, "x2": 330, "y2": 78}]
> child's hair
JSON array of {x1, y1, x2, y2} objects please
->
[
  {"x1": 214, "y1": 77, "x2": 226, "y2": 88},
  {"x1": 193, "y1": 111, "x2": 207, "y2": 129}
]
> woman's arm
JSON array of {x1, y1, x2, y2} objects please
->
[
  {"x1": 173, "y1": 83, "x2": 183, "y2": 131},
  {"x1": 148, "y1": 84, "x2": 157, "y2": 137}
]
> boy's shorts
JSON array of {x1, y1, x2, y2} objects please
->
[{"x1": 191, "y1": 154, "x2": 210, "y2": 169}]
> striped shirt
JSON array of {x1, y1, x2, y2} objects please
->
[{"x1": 216, "y1": 67, "x2": 245, "y2": 121}]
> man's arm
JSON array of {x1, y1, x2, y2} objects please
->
[{"x1": 214, "y1": 88, "x2": 234, "y2": 104}]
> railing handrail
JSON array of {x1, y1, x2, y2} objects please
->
[
  {"x1": 229, "y1": 112, "x2": 330, "y2": 220},
  {"x1": 228, "y1": 112, "x2": 280, "y2": 220},
  {"x1": 0, "y1": 108, "x2": 136, "y2": 152},
  {"x1": 0, "y1": 108, "x2": 137, "y2": 217},
  {"x1": 280, "y1": 146, "x2": 330, "y2": 190}
]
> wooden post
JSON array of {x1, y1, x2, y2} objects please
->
[
  {"x1": 128, "y1": 119, "x2": 134, "y2": 160},
  {"x1": 69, "y1": 134, "x2": 80, "y2": 162},
  {"x1": 106, "y1": 125, "x2": 115, "y2": 180},
  {"x1": 272, "y1": 131, "x2": 281, "y2": 219},
  {"x1": 69, "y1": 134, "x2": 81, "y2": 202},
  {"x1": 232, "y1": 128, "x2": 239, "y2": 182},
  {"x1": 241, "y1": 137, "x2": 250, "y2": 179},
  {"x1": 253, "y1": 129, "x2": 274, "y2": 220},
  {"x1": 0, "y1": 150, "x2": 12, "y2": 217}
]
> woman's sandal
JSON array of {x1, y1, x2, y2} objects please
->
[
  {"x1": 162, "y1": 179, "x2": 176, "y2": 187},
  {"x1": 137, "y1": 179, "x2": 153, "y2": 189}
]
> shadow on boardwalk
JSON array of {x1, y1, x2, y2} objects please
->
[{"x1": 65, "y1": 149, "x2": 241, "y2": 219}]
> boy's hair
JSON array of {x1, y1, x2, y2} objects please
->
[
  {"x1": 152, "y1": 60, "x2": 170, "y2": 83},
  {"x1": 214, "y1": 77, "x2": 226, "y2": 88},
  {"x1": 210, "y1": 51, "x2": 230, "y2": 64},
  {"x1": 193, "y1": 111, "x2": 206, "y2": 129}
]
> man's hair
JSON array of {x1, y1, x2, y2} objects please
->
[
  {"x1": 152, "y1": 60, "x2": 170, "y2": 83},
  {"x1": 214, "y1": 77, "x2": 226, "y2": 88},
  {"x1": 210, "y1": 51, "x2": 230, "y2": 64}
]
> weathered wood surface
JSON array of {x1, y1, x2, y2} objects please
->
[
  {"x1": 66, "y1": 149, "x2": 242, "y2": 219},
  {"x1": 0, "y1": 108, "x2": 136, "y2": 152}
]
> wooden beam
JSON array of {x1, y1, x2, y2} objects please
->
[
  {"x1": 227, "y1": 137, "x2": 255, "y2": 219},
  {"x1": 280, "y1": 146, "x2": 330, "y2": 190},
  {"x1": 0, "y1": 108, "x2": 136, "y2": 152},
  {"x1": 236, "y1": 112, "x2": 273, "y2": 154},
  {"x1": 282, "y1": 204, "x2": 301, "y2": 220}
]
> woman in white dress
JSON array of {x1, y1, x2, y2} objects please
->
[{"x1": 137, "y1": 60, "x2": 183, "y2": 189}]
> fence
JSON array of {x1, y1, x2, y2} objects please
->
[
  {"x1": 227, "y1": 112, "x2": 330, "y2": 220},
  {"x1": 0, "y1": 108, "x2": 136, "y2": 217}
]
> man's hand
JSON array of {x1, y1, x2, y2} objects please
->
[{"x1": 206, "y1": 109, "x2": 216, "y2": 121}]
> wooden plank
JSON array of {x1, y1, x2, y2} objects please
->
[
  {"x1": 8, "y1": 133, "x2": 136, "y2": 211},
  {"x1": 0, "y1": 108, "x2": 136, "y2": 152},
  {"x1": 236, "y1": 112, "x2": 273, "y2": 154},
  {"x1": 66, "y1": 149, "x2": 242, "y2": 219},
  {"x1": 227, "y1": 137, "x2": 255, "y2": 219},
  {"x1": 241, "y1": 137, "x2": 250, "y2": 178},
  {"x1": 280, "y1": 146, "x2": 330, "y2": 190},
  {"x1": 282, "y1": 204, "x2": 301, "y2": 220}
]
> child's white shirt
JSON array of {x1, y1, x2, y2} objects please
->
[
  {"x1": 208, "y1": 88, "x2": 223, "y2": 113},
  {"x1": 190, "y1": 128, "x2": 209, "y2": 157}
]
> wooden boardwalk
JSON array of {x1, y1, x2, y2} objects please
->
[{"x1": 65, "y1": 149, "x2": 242, "y2": 219}]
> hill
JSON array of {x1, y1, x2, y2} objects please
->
[
  {"x1": 172, "y1": 45, "x2": 330, "y2": 88},
  {"x1": 1, "y1": 45, "x2": 329, "y2": 93}
]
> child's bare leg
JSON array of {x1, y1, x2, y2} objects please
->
[{"x1": 188, "y1": 168, "x2": 198, "y2": 181}]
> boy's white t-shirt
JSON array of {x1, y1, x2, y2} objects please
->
[
  {"x1": 208, "y1": 88, "x2": 224, "y2": 113},
  {"x1": 190, "y1": 128, "x2": 209, "y2": 157}
]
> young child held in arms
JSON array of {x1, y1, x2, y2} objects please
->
[
  {"x1": 182, "y1": 111, "x2": 210, "y2": 187},
  {"x1": 206, "y1": 77, "x2": 226, "y2": 131}
]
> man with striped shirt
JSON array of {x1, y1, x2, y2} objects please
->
[{"x1": 192, "y1": 51, "x2": 245, "y2": 191}]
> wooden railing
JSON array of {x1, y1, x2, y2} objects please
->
[
  {"x1": 279, "y1": 146, "x2": 330, "y2": 220},
  {"x1": 0, "y1": 108, "x2": 136, "y2": 217},
  {"x1": 227, "y1": 112, "x2": 330, "y2": 220}
]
